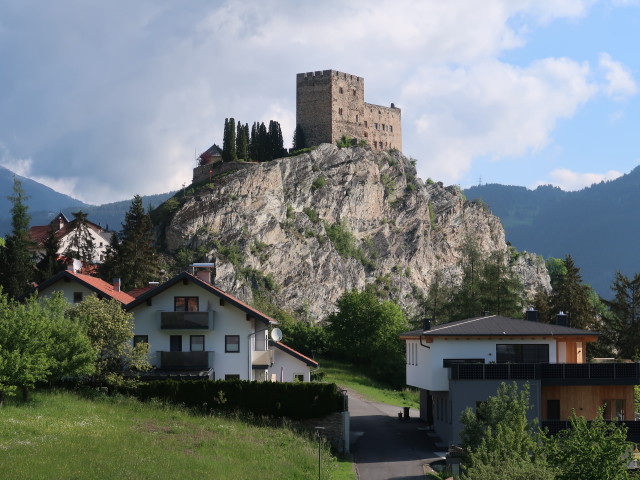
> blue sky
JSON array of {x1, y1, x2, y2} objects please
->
[{"x1": 0, "y1": 0, "x2": 638, "y2": 204}]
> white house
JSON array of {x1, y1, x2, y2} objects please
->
[
  {"x1": 401, "y1": 313, "x2": 640, "y2": 446},
  {"x1": 30, "y1": 269, "x2": 134, "y2": 305},
  {"x1": 124, "y1": 265, "x2": 318, "y2": 381},
  {"x1": 29, "y1": 212, "x2": 112, "y2": 264}
]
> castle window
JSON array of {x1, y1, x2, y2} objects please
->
[
  {"x1": 374, "y1": 123, "x2": 378, "y2": 129},
  {"x1": 389, "y1": 125, "x2": 393, "y2": 133},
  {"x1": 373, "y1": 141, "x2": 378, "y2": 149},
  {"x1": 382, "y1": 124, "x2": 385, "y2": 131},
  {"x1": 353, "y1": 89, "x2": 356, "y2": 96},
  {"x1": 339, "y1": 87, "x2": 343, "y2": 94},
  {"x1": 338, "y1": 108, "x2": 343, "y2": 115},
  {"x1": 356, "y1": 114, "x2": 359, "y2": 123},
  {"x1": 364, "y1": 132, "x2": 368, "y2": 138}
]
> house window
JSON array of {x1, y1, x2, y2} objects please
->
[
  {"x1": 170, "y1": 335, "x2": 182, "y2": 352},
  {"x1": 225, "y1": 374, "x2": 241, "y2": 380},
  {"x1": 294, "y1": 374, "x2": 305, "y2": 382},
  {"x1": 496, "y1": 344, "x2": 549, "y2": 363},
  {"x1": 225, "y1": 335, "x2": 240, "y2": 353},
  {"x1": 604, "y1": 399, "x2": 626, "y2": 420},
  {"x1": 190, "y1": 335, "x2": 205, "y2": 352},
  {"x1": 547, "y1": 399, "x2": 560, "y2": 420},
  {"x1": 175, "y1": 296, "x2": 198, "y2": 312},
  {"x1": 73, "y1": 292, "x2": 83, "y2": 303},
  {"x1": 133, "y1": 335, "x2": 148, "y2": 347}
]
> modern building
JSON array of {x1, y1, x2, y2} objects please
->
[
  {"x1": 296, "y1": 70, "x2": 402, "y2": 151},
  {"x1": 401, "y1": 312, "x2": 640, "y2": 446}
]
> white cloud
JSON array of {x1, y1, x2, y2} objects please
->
[
  {"x1": 599, "y1": 53, "x2": 638, "y2": 99},
  {"x1": 534, "y1": 168, "x2": 623, "y2": 190},
  {"x1": 0, "y1": 0, "x2": 625, "y2": 203},
  {"x1": 404, "y1": 58, "x2": 597, "y2": 182}
]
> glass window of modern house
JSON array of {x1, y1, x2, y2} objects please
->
[
  {"x1": 496, "y1": 344, "x2": 549, "y2": 363},
  {"x1": 174, "y1": 297, "x2": 198, "y2": 312},
  {"x1": 170, "y1": 335, "x2": 182, "y2": 352}
]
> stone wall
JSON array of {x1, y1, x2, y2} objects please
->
[
  {"x1": 296, "y1": 69, "x2": 402, "y2": 151},
  {"x1": 192, "y1": 161, "x2": 257, "y2": 184}
]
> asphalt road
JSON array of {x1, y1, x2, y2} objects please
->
[{"x1": 349, "y1": 392, "x2": 444, "y2": 480}]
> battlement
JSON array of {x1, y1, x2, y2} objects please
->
[
  {"x1": 296, "y1": 70, "x2": 364, "y2": 84},
  {"x1": 296, "y1": 69, "x2": 401, "y2": 151}
]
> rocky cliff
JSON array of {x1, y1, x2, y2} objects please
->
[{"x1": 161, "y1": 144, "x2": 550, "y2": 320}]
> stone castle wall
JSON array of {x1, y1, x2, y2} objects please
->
[{"x1": 296, "y1": 69, "x2": 402, "y2": 151}]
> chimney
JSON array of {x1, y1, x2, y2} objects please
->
[
  {"x1": 526, "y1": 308, "x2": 539, "y2": 322},
  {"x1": 112, "y1": 278, "x2": 121, "y2": 292},
  {"x1": 190, "y1": 263, "x2": 215, "y2": 284},
  {"x1": 555, "y1": 312, "x2": 568, "y2": 327},
  {"x1": 423, "y1": 318, "x2": 432, "y2": 331}
]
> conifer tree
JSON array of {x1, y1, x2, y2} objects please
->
[
  {"x1": 603, "y1": 272, "x2": 640, "y2": 358},
  {"x1": 0, "y1": 177, "x2": 36, "y2": 298},
  {"x1": 236, "y1": 121, "x2": 249, "y2": 161},
  {"x1": 222, "y1": 117, "x2": 237, "y2": 162},
  {"x1": 549, "y1": 255, "x2": 596, "y2": 329},
  {"x1": 100, "y1": 195, "x2": 158, "y2": 290},
  {"x1": 65, "y1": 211, "x2": 95, "y2": 264},
  {"x1": 292, "y1": 124, "x2": 306, "y2": 150},
  {"x1": 36, "y1": 223, "x2": 62, "y2": 282}
]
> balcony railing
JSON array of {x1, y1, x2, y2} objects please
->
[
  {"x1": 542, "y1": 420, "x2": 640, "y2": 442},
  {"x1": 160, "y1": 351, "x2": 210, "y2": 370},
  {"x1": 160, "y1": 311, "x2": 211, "y2": 330},
  {"x1": 449, "y1": 362, "x2": 640, "y2": 384}
]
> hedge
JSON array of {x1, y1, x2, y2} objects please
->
[{"x1": 122, "y1": 379, "x2": 344, "y2": 420}]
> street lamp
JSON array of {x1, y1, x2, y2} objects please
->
[{"x1": 315, "y1": 426, "x2": 325, "y2": 480}]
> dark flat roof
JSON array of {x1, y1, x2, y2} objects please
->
[{"x1": 401, "y1": 315, "x2": 599, "y2": 338}]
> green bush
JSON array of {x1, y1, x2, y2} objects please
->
[
  {"x1": 123, "y1": 380, "x2": 344, "y2": 420},
  {"x1": 312, "y1": 176, "x2": 327, "y2": 190},
  {"x1": 303, "y1": 207, "x2": 320, "y2": 224}
]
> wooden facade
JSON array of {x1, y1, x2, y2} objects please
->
[{"x1": 541, "y1": 384, "x2": 634, "y2": 421}]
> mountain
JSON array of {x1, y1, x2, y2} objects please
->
[
  {"x1": 1, "y1": 166, "x2": 174, "y2": 235},
  {"x1": 156, "y1": 144, "x2": 550, "y2": 319},
  {"x1": 465, "y1": 166, "x2": 640, "y2": 297}
]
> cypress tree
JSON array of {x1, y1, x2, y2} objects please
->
[
  {"x1": 222, "y1": 118, "x2": 229, "y2": 162},
  {"x1": 0, "y1": 177, "x2": 36, "y2": 298},
  {"x1": 228, "y1": 117, "x2": 237, "y2": 161},
  {"x1": 249, "y1": 122, "x2": 258, "y2": 161},
  {"x1": 293, "y1": 124, "x2": 306, "y2": 151}
]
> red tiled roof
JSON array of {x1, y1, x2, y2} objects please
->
[
  {"x1": 34, "y1": 270, "x2": 135, "y2": 304},
  {"x1": 126, "y1": 285, "x2": 158, "y2": 298},
  {"x1": 29, "y1": 217, "x2": 108, "y2": 247},
  {"x1": 274, "y1": 342, "x2": 319, "y2": 367}
]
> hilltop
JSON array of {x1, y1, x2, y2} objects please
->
[{"x1": 155, "y1": 144, "x2": 549, "y2": 319}]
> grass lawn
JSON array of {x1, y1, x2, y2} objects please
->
[
  {"x1": 320, "y1": 358, "x2": 419, "y2": 409},
  {"x1": 0, "y1": 390, "x2": 348, "y2": 480}
]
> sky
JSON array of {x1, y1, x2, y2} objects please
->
[{"x1": 0, "y1": 0, "x2": 638, "y2": 205}]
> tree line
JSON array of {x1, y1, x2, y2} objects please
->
[{"x1": 221, "y1": 117, "x2": 287, "y2": 163}]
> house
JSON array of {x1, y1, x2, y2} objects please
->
[
  {"x1": 29, "y1": 264, "x2": 318, "y2": 382},
  {"x1": 29, "y1": 268, "x2": 134, "y2": 305},
  {"x1": 400, "y1": 312, "x2": 640, "y2": 446},
  {"x1": 29, "y1": 212, "x2": 112, "y2": 264}
]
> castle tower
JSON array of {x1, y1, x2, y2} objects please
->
[{"x1": 296, "y1": 70, "x2": 402, "y2": 151}]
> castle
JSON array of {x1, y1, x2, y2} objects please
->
[{"x1": 296, "y1": 70, "x2": 402, "y2": 151}]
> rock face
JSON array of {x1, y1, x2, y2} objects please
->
[{"x1": 163, "y1": 144, "x2": 550, "y2": 320}]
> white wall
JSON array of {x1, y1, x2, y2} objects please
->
[
  {"x1": 269, "y1": 349, "x2": 313, "y2": 382},
  {"x1": 38, "y1": 280, "x2": 98, "y2": 305},
  {"x1": 56, "y1": 228, "x2": 112, "y2": 264},
  {"x1": 405, "y1": 337, "x2": 557, "y2": 391}
]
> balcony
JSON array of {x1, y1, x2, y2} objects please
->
[
  {"x1": 449, "y1": 363, "x2": 640, "y2": 385},
  {"x1": 252, "y1": 349, "x2": 274, "y2": 368},
  {"x1": 542, "y1": 420, "x2": 640, "y2": 442},
  {"x1": 160, "y1": 311, "x2": 212, "y2": 330},
  {"x1": 160, "y1": 351, "x2": 211, "y2": 370}
]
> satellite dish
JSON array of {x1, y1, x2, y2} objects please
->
[{"x1": 271, "y1": 328, "x2": 283, "y2": 342}]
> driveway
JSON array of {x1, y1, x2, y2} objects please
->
[{"x1": 349, "y1": 391, "x2": 444, "y2": 480}]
